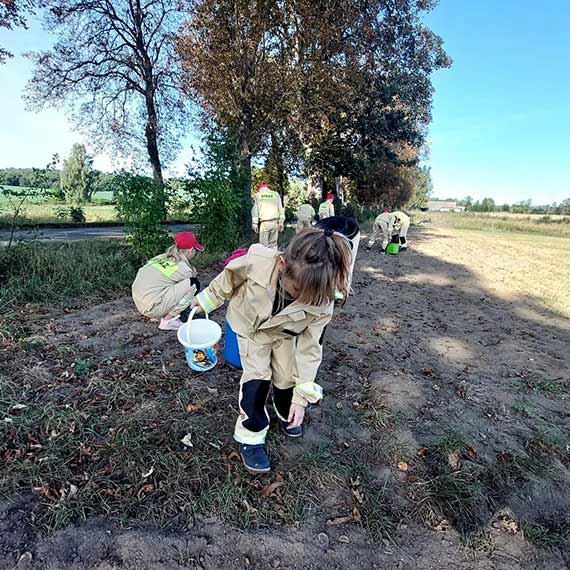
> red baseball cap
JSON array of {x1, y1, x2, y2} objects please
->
[
  {"x1": 258, "y1": 181, "x2": 269, "y2": 191},
  {"x1": 326, "y1": 193, "x2": 334, "y2": 200},
  {"x1": 174, "y1": 231, "x2": 204, "y2": 251}
]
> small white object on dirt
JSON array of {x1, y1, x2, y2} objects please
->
[
  {"x1": 181, "y1": 434, "x2": 194, "y2": 447},
  {"x1": 338, "y1": 535, "x2": 350, "y2": 544},
  {"x1": 316, "y1": 533, "x2": 330, "y2": 547},
  {"x1": 142, "y1": 466, "x2": 155, "y2": 478}
]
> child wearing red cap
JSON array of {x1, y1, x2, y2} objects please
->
[
  {"x1": 318, "y1": 193, "x2": 335, "y2": 220},
  {"x1": 132, "y1": 231, "x2": 204, "y2": 331}
]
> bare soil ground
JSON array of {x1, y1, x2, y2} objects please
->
[{"x1": 1, "y1": 226, "x2": 569, "y2": 570}]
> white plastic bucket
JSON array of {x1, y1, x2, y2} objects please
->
[{"x1": 177, "y1": 307, "x2": 222, "y2": 372}]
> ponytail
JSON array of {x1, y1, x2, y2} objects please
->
[{"x1": 282, "y1": 228, "x2": 352, "y2": 305}]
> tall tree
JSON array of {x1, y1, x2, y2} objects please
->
[
  {"x1": 177, "y1": 0, "x2": 287, "y2": 234},
  {"x1": 25, "y1": 0, "x2": 187, "y2": 202},
  {"x1": 278, "y1": 0, "x2": 451, "y2": 201},
  {"x1": 0, "y1": 0, "x2": 34, "y2": 64},
  {"x1": 60, "y1": 143, "x2": 94, "y2": 203}
]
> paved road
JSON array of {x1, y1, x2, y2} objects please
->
[{"x1": 0, "y1": 224, "x2": 196, "y2": 246}]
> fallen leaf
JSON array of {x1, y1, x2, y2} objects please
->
[
  {"x1": 226, "y1": 450, "x2": 240, "y2": 461},
  {"x1": 397, "y1": 462, "x2": 409, "y2": 472},
  {"x1": 352, "y1": 487, "x2": 365, "y2": 504},
  {"x1": 186, "y1": 402, "x2": 202, "y2": 414},
  {"x1": 261, "y1": 481, "x2": 284, "y2": 498},
  {"x1": 433, "y1": 519, "x2": 450, "y2": 532},
  {"x1": 417, "y1": 447, "x2": 430, "y2": 457},
  {"x1": 181, "y1": 434, "x2": 193, "y2": 448},
  {"x1": 206, "y1": 387, "x2": 218, "y2": 394},
  {"x1": 447, "y1": 451, "x2": 461, "y2": 470},
  {"x1": 352, "y1": 506, "x2": 362, "y2": 524},
  {"x1": 326, "y1": 515, "x2": 353, "y2": 526},
  {"x1": 493, "y1": 517, "x2": 519, "y2": 534},
  {"x1": 137, "y1": 483, "x2": 154, "y2": 499},
  {"x1": 463, "y1": 446, "x2": 478, "y2": 460}
]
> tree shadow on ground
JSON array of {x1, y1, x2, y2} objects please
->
[{"x1": 318, "y1": 225, "x2": 570, "y2": 546}]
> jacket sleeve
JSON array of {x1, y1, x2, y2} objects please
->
[
  {"x1": 195, "y1": 254, "x2": 249, "y2": 314},
  {"x1": 291, "y1": 313, "x2": 332, "y2": 407},
  {"x1": 252, "y1": 197, "x2": 259, "y2": 227},
  {"x1": 277, "y1": 194, "x2": 285, "y2": 223},
  {"x1": 387, "y1": 216, "x2": 394, "y2": 236}
]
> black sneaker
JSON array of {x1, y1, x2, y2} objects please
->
[
  {"x1": 239, "y1": 444, "x2": 271, "y2": 473},
  {"x1": 279, "y1": 419, "x2": 303, "y2": 438}
]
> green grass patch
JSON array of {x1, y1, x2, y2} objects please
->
[{"x1": 522, "y1": 520, "x2": 570, "y2": 549}]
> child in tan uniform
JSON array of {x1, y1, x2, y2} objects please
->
[
  {"x1": 192, "y1": 229, "x2": 352, "y2": 473},
  {"x1": 132, "y1": 231, "x2": 203, "y2": 331}
]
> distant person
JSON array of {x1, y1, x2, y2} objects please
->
[
  {"x1": 190, "y1": 229, "x2": 352, "y2": 474},
  {"x1": 251, "y1": 181, "x2": 285, "y2": 249},
  {"x1": 367, "y1": 211, "x2": 401, "y2": 253},
  {"x1": 392, "y1": 210, "x2": 411, "y2": 251},
  {"x1": 295, "y1": 199, "x2": 316, "y2": 233},
  {"x1": 131, "y1": 231, "x2": 203, "y2": 331},
  {"x1": 318, "y1": 193, "x2": 335, "y2": 220}
]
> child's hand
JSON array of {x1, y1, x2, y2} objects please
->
[
  {"x1": 288, "y1": 403, "x2": 305, "y2": 428},
  {"x1": 191, "y1": 299, "x2": 203, "y2": 313}
]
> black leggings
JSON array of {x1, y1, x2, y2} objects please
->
[{"x1": 179, "y1": 278, "x2": 201, "y2": 322}]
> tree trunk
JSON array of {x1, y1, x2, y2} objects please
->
[
  {"x1": 236, "y1": 152, "x2": 252, "y2": 239},
  {"x1": 308, "y1": 172, "x2": 323, "y2": 201},
  {"x1": 335, "y1": 176, "x2": 344, "y2": 203},
  {"x1": 144, "y1": 87, "x2": 166, "y2": 220},
  {"x1": 235, "y1": 121, "x2": 253, "y2": 240}
]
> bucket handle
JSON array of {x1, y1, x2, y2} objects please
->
[
  {"x1": 188, "y1": 306, "x2": 209, "y2": 323},
  {"x1": 182, "y1": 307, "x2": 210, "y2": 346},
  {"x1": 184, "y1": 306, "x2": 209, "y2": 343}
]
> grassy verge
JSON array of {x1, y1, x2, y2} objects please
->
[{"x1": 420, "y1": 211, "x2": 570, "y2": 238}]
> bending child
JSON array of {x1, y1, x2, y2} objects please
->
[
  {"x1": 132, "y1": 231, "x2": 203, "y2": 331},
  {"x1": 192, "y1": 229, "x2": 352, "y2": 473},
  {"x1": 367, "y1": 211, "x2": 402, "y2": 253}
]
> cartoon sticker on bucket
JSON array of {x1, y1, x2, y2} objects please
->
[{"x1": 177, "y1": 308, "x2": 222, "y2": 372}]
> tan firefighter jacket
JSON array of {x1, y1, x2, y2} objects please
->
[
  {"x1": 132, "y1": 254, "x2": 197, "y2": 317},
  {"x1": 297, "y1": 203, "x2": 316, "y2": 221},
  {"x1": 252, "y1": 189, "x2": 285, "y2": 226},
  {"x1": 318, "y1": 200, "x2": 335, "y2": 219},
  {"x1": 196, "y1": 244, "x2": 332, "y2": 407},
  {"x1": 374, "y1": 212, "x2": 401, "y2": 235}
]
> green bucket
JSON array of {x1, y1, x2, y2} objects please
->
[{"x1": 386, "y1": 242, "x2": 400, "y2": 255}]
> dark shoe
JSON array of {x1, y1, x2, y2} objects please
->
[
  {"x1": 280, "y1": 419, "x2": 303, "y2": 438},
  {"x1": 239, "y1": 444, "x2": 271, "y2": 473}
]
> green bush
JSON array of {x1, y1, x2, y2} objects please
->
[
  {"x1": 186, "y1": 175, "x2": 241, "y2": 252},
  {"x1": 115, "y1": 173, "x2": 171, "y2": 261},
  {"x1": 54, "y1": 206, "x2": 86, "y2": 223}
]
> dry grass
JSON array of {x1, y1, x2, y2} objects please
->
[{"x1": 420, "y1": 211, "x2": 570, "y2": 238}]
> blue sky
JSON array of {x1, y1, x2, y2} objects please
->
[{"x1": 0, "y1": 2, "x2": 569, "y2": 204}]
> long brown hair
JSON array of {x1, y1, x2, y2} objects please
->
[{"x1": 281, "y1": 228, "x2": 352, "y2": 306}]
